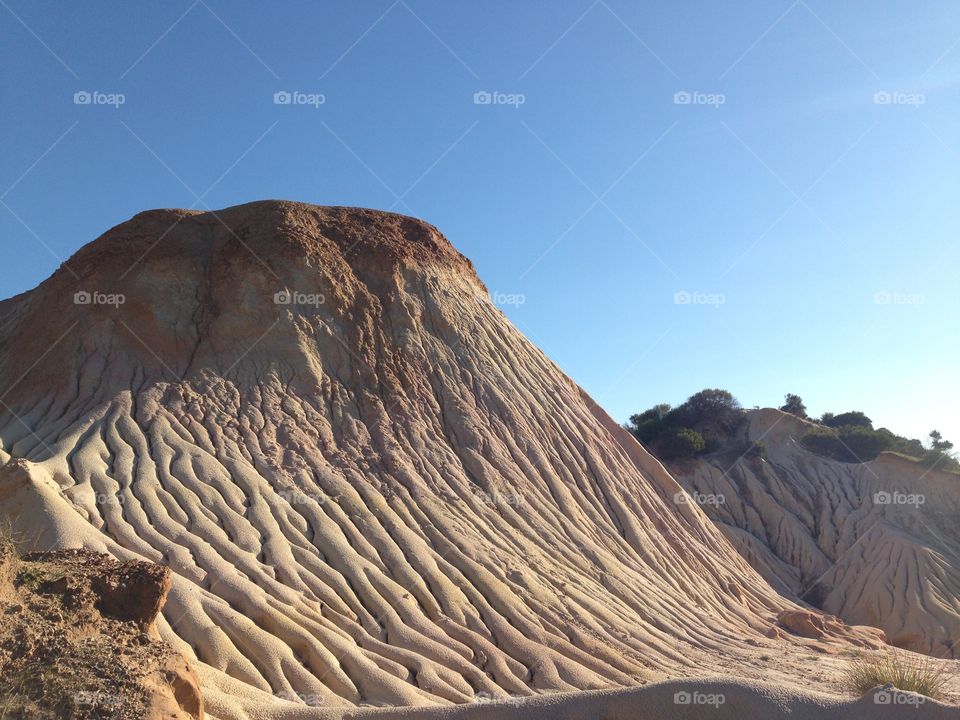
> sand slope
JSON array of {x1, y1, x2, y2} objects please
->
[{"x1": 0, "y1": 202, "x2": 939, "y2": 716}]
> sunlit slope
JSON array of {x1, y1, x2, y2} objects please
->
[{"x1": 0, "y1": 202, "x2": 879, "y2": 715}]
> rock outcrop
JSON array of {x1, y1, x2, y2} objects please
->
[{"x1": 0, "y1": 544, "x2": 203, "y2": 719}]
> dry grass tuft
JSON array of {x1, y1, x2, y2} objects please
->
[{"x1": 845, "y1": 649, "x2": 950, "y2": 699}]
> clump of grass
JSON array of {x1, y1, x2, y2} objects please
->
[
  {"x1": 845, "y1": 650, "x2": 950, "y2": 699},
  {"x1": 16, "y1": 565, "x2": 46, "y2": 587}
]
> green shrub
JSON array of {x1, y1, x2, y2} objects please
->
[
  {"x1": 885, "y1": 432, "x2": 925, "y2": 458},
  {"x1": 626, "y1": 403, "x2": 672, "y2": 444},
  {"x1": 822, "y1": 411, "x2": 872, "y2": 429},
  {"x1": 801, "y1": 425, "x2": 892, "y2": 463},
  {"x1": 839, "y1": 425, "x2": 893, "y2": 461},
  {"x1": 658, "y1": 427, "x2": 706, "y2": 459},
  {"x1": 669, "y1": 388, "x2": 740, "y2": 428},
  {"x1": 801, "y1": 426, "x2": 839, "y2": 458},
  {"x1": 626, "y1": 389, "x2": 742, "y2": 454},
  {"x1": 919, "y1": 449, "x2": 960, "y2": 472},
  {"x1": 803, "y1": 423, "x2": 960, "y2": 470}
]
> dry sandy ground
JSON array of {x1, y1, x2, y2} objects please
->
[
  {"x1": 0, "y1": 201, "x2": 956, "y2": 717},
  {"x1": 200, "y1": 677, "x2": 960, "y2": 720},
  {"x1": 0, "y1": 544, "x2": 202, "y2": 719}
]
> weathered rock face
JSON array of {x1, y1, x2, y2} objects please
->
[
  {"x1": 0, "y1": 546, "x2": 203, "y2": 720},
  {"x1": 670, "y1": 408, "x2": 960, "y2": 658},
  {"x1": 0, "y1": 202, "x2": 883, "y2": 716}
]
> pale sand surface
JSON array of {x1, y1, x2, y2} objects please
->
[{"x1": 199, "y1": 678, "x2": 958, "y2": 720}]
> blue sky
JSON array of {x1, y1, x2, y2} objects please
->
[{"x1": 2, "y1": 1, "x2": 958, "y2": 446}]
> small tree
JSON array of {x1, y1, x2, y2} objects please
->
[
  {"x1": 686, "y1": 388, "x2": 740, "y2": 416},
  {"x1": 627, "y1": 403, "x2": 672, "y2": 443},
  {"x1": 929, "y1": 430, "x2": 954, "y2": 453},
  {"x1": 780, "y1": 394, "x2": 807, "y2": 418},
  {"x1": 670, "y1": 388, "x2": 741, "y2": 428}
]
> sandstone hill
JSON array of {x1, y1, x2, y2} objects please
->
[
  {"x1": 0, "y1": 201, "x2": 950, "y2": 718},
  {"x1": 668, "y1": 408, "x2": 960, "y2": 658}
]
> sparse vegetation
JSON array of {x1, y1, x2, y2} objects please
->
[
  {"x1": 845, "y1": 650, "x2": 950, "y2": 699},
  {"x1": 627, "y1": 392, "x2": 959, "y2": 472},
  {"x1": 802, "y1": 414, "x2": 960, "y2": 471},
  {"x1": 0, "y1": 545, "x2": 183, "y2": 719},
  {"x1": 15, "y1": 566, "x2": 46, "y2": 587}
]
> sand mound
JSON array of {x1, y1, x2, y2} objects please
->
[
  {"x1": 671, "y1": 408, "x2": 960, "y2": 657},
  {"x1": 0, "y1": 202, "x2": 940, "y2": 716}
]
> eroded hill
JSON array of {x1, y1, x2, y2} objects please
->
[
  {"x1": 667, "y1": 408, "x2": 960, "y2": 658},
  {"x1": 0, "y1": 201, "x2": 941, "y2": 717}
]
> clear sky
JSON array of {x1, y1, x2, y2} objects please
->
[{"x1": 2, "y1": 1, "x2": 958, "y2": 446}]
